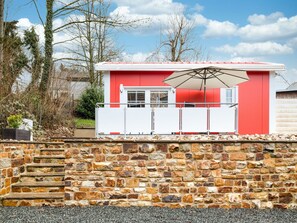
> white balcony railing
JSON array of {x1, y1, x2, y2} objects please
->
[{"x1": 95, "y1": 103, "x2": 238, "y2": 137}]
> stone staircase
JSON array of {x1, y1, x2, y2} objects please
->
[{"x1": 1, "y1": 147, "x2": 65, "y2": 206}]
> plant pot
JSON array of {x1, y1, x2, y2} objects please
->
[{"x1": 2, "y1": 128, "x2": 31, "y2": 141}]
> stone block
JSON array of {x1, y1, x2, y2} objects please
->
[
  {"x1": 156, "y1": 144, "x2": 167, "y2": 153},
  {"x1": 123, "y1": 143, "x2": 138, "y2": 153},
  {"x1": 182, "y1": 194, "x2": 194, "y2": 203},
  {"x1": 222, "y1": 161, "x2": 236, "y2": 170},
  {"x1": 230, "y1": 153, "x2": 246, "y2": 161},
  {"x1": 172, "y1": 152, "x2": 185, "y2": 159},
  {"x1": 159, "y1": 184, "x2": 169, "y2": 193},
  {"x1": 162, "y1": 195, "x2": 181, "y2": 203},
  {"x1": 117, "y1": 155, "x2": 129, "y2": 161},
  {"x1": 131, "y1": 155, "x2": 148, "y2": 160},
  {"x1": 126, "y1": 178, "x2": 139, "y2": 188},
  {"x1": 279, "y1": 193, "x2": 293, "y2": 204},
  {"x1": 180, "y1": 144, "x2": 191, "y2": 152},
  {"x1": 139, "y1": 144, "x2": 154, "y2": 153},
  {"x1": 183, "y1": 171, "x2": 194, "y2": 182},
  {"x1": 105, "y1": 178, "x2": 116, "y2": 187},
  {"x1": 212, "y1": 144, "x2": 223, "y2": 153},
  {"x1": 93, "y1": 162, "x2": 113, "y2": 171},
  {"x1": 150, "y1": 153, "x2": 166, "y2": 160},
  {"x1": 0, "y1": 158, "x2": 11, "y2": 169},
  {"x1": 169, "y1": 144, "x2": 179, "y2": 153},
  {"x1": 225, "y1": 145, "x2": 241, "y2": 152},
  {"x1": 74, "y1": 192, "x2": 87, "y2": 200}
]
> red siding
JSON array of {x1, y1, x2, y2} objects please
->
[
  {"x1": 110, "y1": 71, "x2": 220, "y2": 106},
  {"x1": 238, "y1": 71, "x2": 270, "y2": 134}
]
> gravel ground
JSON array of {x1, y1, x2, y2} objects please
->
[{"x1": 1, "y1": 207, "x2": 297, "y2": 223}]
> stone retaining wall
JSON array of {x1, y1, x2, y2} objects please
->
[
  {"x1": 1, "y1": 139, "x2": 297, "y2": 208},
  {"x1": 64, "y1": 140, "x2": 297, "y2": 209}
]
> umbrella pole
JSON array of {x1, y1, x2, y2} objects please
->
[{"x1": 204, "y1": 79, "x2": 206, "y2": 105}]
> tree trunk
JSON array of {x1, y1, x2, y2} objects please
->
[
  {"x1": 0, "y1": 0, "x2": 4, "y2": 84},
  {"x1": 39, "y1": 0, "x2": 53, "y2": 99}
]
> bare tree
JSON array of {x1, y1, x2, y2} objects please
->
[
  {"x1": 66, "y1": 0, "x2": 123, "y2": 87},
  {"x1": 148, "y1": 14, "x2": 205, "y2": 62},
  {"x1": 38, "y1": 0, "x2": 141, "y2": 97}
]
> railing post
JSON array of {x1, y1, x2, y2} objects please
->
[
  {"x1": 235, "y1": 106, "x2": 238, "y2": 134},
  {"x1": 207, "y1": 107, "x2": 210, "y2": 135},
  {"x1": 124, "y1": 107, "x2": 127, "y2": 139}
]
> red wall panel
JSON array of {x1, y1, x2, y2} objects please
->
[{"x1": 238, "y1": 71, "x2": 270, "y2": 134}]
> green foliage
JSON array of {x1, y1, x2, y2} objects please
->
[
  {"x1": 7, "y1": 114, "x2": 23, "y2": 128},
  {"x1": 2, "y1": 21, "x2": 28, "y2": 96},
  {"x1": 75, "y1": 87, "x2": 104, "y2": 119}
]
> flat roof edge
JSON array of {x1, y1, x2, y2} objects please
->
[{"x1": 95, "y1": 62, "x2": 285, "y2": 72}]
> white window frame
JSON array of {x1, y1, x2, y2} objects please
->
[
  {"x1": 220, "y1": 87, "x2": 238, "y2": 106},
  {"x1": 120, "y1": 85, "x2": 176, "y2": 107}
]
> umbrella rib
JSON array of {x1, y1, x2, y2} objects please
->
[
  {"x1": 174, "y1": 70, "x2": 203, "y2": 88},
  {"x1": 164, "y1": 69, "x2": 205, "y2": 82},
  {"x1": 164, "y1": 70, "x2": 196, "y2": 82},
  {"x1": 207, "y1": 68, "x2": 248, "y2": 88}
]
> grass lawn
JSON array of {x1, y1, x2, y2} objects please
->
[{"x1": 74, "y1": 118, "x2": 95, "y2": 128}]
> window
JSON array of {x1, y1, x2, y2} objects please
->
[
  {"x1": 121, "y1": 86, "x2": 175, "y2": 108},
  {"x1": 150, "y1": 91, "x2": 168, "y2": 107},
  {"x1": 226, "y1": 89, "x2": 233, "y2": 104},
  {"x1": 221, "y1": 87, "x2": 237, "y2": 106},
  {"x1": 127, "y1": 91, "x2": 145, "y2": 107}
]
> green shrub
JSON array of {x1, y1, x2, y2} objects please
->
[
  {"x1": 75, "y1": 87, "x2": 104, "y2": 119},
  {"x1": 7, "y1": 114, "x2": 23, "y2": 128}
]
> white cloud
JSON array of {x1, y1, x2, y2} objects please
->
[
  {"x1": 216, "y1": 42, "x2": 293, "y2": 57},
  {"x1": 191, "y1": 14, "x2": 208, "y2": 26},
  {"x1": 203, "y1": 20, "x2": 238, "y2": 37},
  {"x1": 248, "y1": 12, "x2": 284, "y2": 25},
  {"x1": 194, "y1": 3, "x2": 204, "y2": 13},
  {"x1": 112, "y1": 0, "x2": 184, "y2": 15},
  {"x1": 238, "y1": 14, "x2": 297, "y2": 41}
]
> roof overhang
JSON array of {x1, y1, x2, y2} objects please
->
[{"x1": 95, "y1": 62, "x2": 285, "y2": 72}]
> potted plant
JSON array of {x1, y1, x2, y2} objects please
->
[{"x1": 2, "y1": 114, "x2": 31, "y2": 140}]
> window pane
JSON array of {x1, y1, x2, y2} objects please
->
[
  {"x1": 150, "y1": 91, "x2": 168, "y2": 107},
  {"x1": 226, "y1": 89, "x2": 232, "y2": 103},
  {"x1": 127, "y1": 91, "x2": 145, "y2": 107}
]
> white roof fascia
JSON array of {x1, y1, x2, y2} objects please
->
[{"x1": 95, "y1": 62, "x2": 285, "y2": 72}]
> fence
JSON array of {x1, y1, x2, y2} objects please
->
[{"x1": 95, "y1": 103, "x2": 238, "y2": 137}]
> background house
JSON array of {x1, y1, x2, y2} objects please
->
[{"x1": 276, "y1": 82, "x2": 297, "y2": 133}]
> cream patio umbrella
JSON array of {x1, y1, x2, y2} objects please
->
[{"x1": 163, "y1": 65, "x2": 249, "y2": 103}]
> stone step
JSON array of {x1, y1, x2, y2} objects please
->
[
  {"x1": 21, "y1": 172, "x2": 65, "y2": 177},
  {"x1": 12, "y1": 181, "x2": 65, "y2": 193},
  {"x1": 1, "y1": 192, "x2": 65, "y2": 206},
  {"x1": 40, "y1": 148, "x2": 65, "y2": 156},
  {"x1": 20, "y1": 172, "x2": 65, "y2": 182},
  {"x1": 2, "y1": 192, "x2": 64, "y2": 199},
  {"x1": 12, "y1": 182, "x2": 65, "y2": 187},
  {"x1": 26, "y1": 163, "x2": 65, "y2": 173},
  {"x1": 34, "y1": 156, "x2": 65, "y2": 164}
]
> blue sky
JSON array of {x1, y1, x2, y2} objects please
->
[{"x1": 5, "y1": 0, "x2": 297, "y2": 89}]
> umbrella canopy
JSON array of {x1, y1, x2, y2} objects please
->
[{"x1": 163, "y1": 65, "x2": 249, "y2": 102}]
